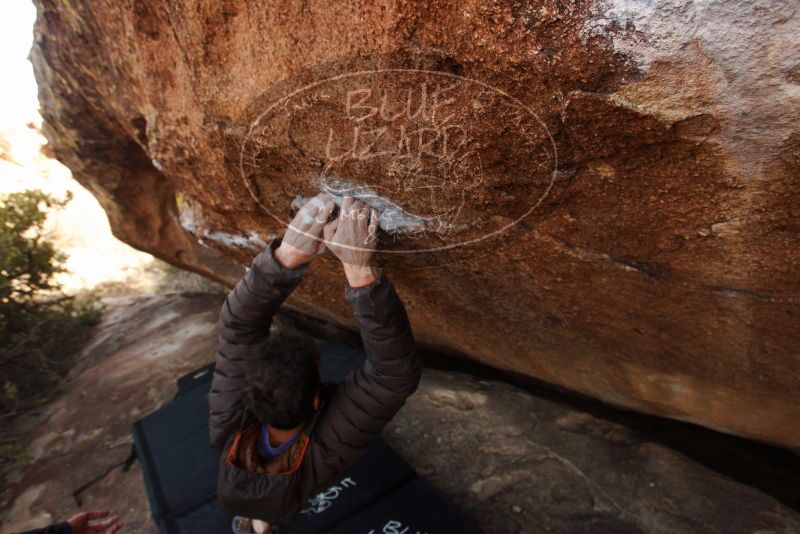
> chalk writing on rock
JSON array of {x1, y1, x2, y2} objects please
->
[{"x1": 238, "y1": 57, "x2": 557, "y2": 265}]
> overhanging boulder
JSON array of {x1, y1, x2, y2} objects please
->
[{"x1": 31, "y1": 0, "x2": 800, "y2": 446}]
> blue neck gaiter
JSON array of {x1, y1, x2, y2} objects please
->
[{"x1": 256, "y1": 423, "x2": 299, "y2": 461}]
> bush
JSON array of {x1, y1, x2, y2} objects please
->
[{"x1": 0, "y1": 190, "x2": 102, "y2": 426}]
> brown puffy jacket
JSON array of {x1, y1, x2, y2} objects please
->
[{"x1": 208, "y1": 239, "x2": 421, "y2": 523}]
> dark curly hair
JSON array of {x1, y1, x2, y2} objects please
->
[{"x1": 245, "y1": 329, "x2": 321, "y2": 430}]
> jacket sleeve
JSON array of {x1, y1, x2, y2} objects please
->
[
  {"x1": 17, "y1": 522, "x2": 71, "y2": 534},
  {"x1": 208, "y1": 238, "x2": 308, "y2": 449},
  {"x1": 311, "y1": 274, "x2": 421, "y2": 479}
]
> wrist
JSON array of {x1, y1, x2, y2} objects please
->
[
  {"x1": 343, "y1": 264, "x2": 379, "y2": 288},
  {"x1": 274, "y1": 242, "x2": 312, "y2": 270},
  {"x1": 67, "y1": 515, "x2": 81, "y2": 532}
]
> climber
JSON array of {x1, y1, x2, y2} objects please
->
[{"x1": 208, "y1": 194, "x2": 421, "y2": 533}]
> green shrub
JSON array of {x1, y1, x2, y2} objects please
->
[{"x1": 0, "y1": 190, "x2": 102, "y2": 426}]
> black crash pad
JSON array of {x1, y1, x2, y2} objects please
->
[
  {"x1": 325, "y1": 477, "x2": 482, "y2": 534},
  {"x1": 279, "y1": 439, "x2": 415, "y2": 533},
  {"x1": 134, "y1": 342, "x2": 416, "y2": 533},
  {"x1": 166, "y1": 440, "x2": 416, "y2": 534},
  {"x1": 134, "y1": 342, "x2": 480, "y2": 533},
  {"x1": 318, "y1": 339, "x2": 366, "y2": 384},
  {"x1": 132, "y1": 379, "x2": 219, "y2": 530},
  {"x1": 174, "y1": 362, "x2": 215, "y2": 396}
]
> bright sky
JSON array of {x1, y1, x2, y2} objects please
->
[
  {"x1": 0, "y1": 2, "x2": 39, "y2": 130},
  {"x1": 0, "y1": 2, "x2": 156, "y2": 293}
]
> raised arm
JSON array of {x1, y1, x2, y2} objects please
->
[
  {"x1": 208, "y1": 194, "x2": 335, "y2": 449},
  {"x1": 311, "y1": 198, "x2": 421, "y2": 475},
  {"x1": 208, "y1": 239, "x2": 307, "y2": 448}
]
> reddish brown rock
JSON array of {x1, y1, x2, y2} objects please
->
[{"x1": 30, "y1": 0, "x2": 800, "y2": 446}]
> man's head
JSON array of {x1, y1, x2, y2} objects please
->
[{"x1": 245, "y1": 329, "x2": 321, "y2": 430}]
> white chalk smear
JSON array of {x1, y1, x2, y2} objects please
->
[{"x1": 582, "y1": 0, "x2": 800, "y2": 171}]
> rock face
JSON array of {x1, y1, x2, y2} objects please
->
[{"x1": 31, "y1": 1, "x2": 800, "y2": 446}]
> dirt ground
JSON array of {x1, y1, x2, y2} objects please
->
[{"x1": 1, "y1": 288, "x2": 225, "y2": 533}]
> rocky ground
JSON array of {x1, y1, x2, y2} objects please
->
[
  {"x1": 1, "y1": 289, "x2": 224, "y2": 533},
  {"x1": 2, "y1": 283, "x2": 799, "y2": 533},
  {"x1": 386, "y1": 373, "x2": 800, "y2": 533}
]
